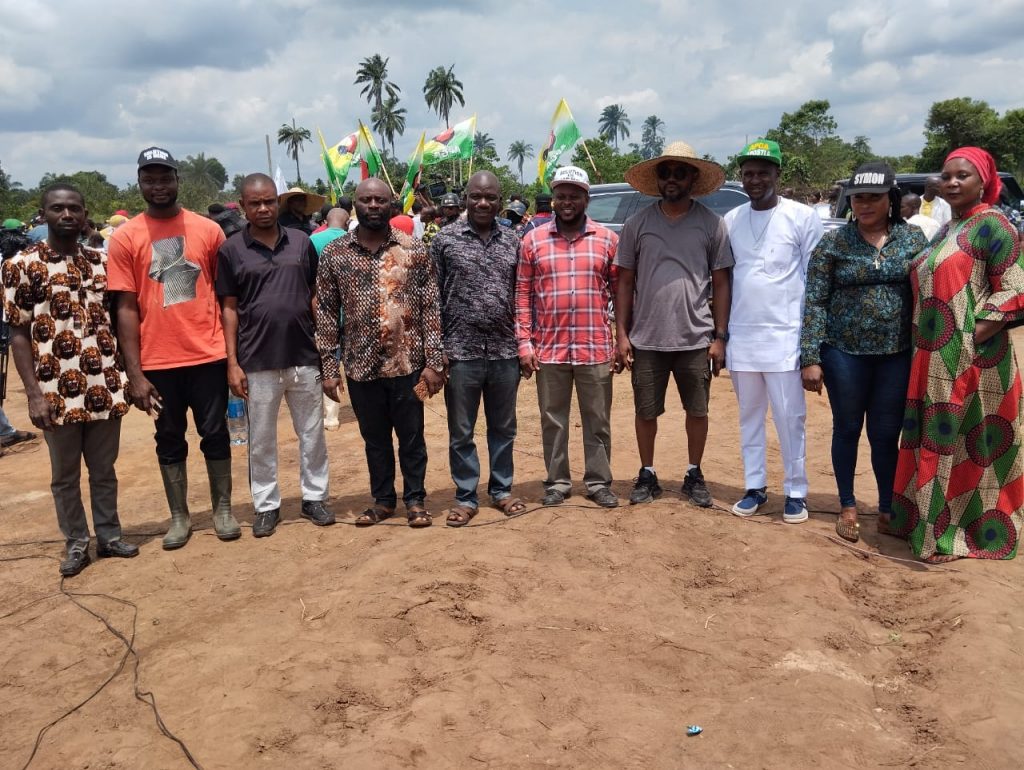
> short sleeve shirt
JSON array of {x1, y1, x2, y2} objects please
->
[
  {"x1": 215, "y1": 225, "x2": 319, "y2": 372},
  {"x1": 106, "y1": 209, "x2": 226, "y2": 370},
  {"x1": 2, "y1": 242, "x2": 130, "y2": 424},
  {"x1": 615, "y1": 200, "x2": 734, "y2": 351}
]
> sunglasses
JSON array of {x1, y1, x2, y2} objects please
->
[{"x1": 656, "y1": 164, "x2": 692, "y2": 181}]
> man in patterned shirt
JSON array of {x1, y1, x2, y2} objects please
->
[
  {"x1": 3, "y1": 184, "x2": 136, "y2": 576},
  {"x1": 430, "y1": 171, "x2": 526, "y2": 526},
  {"x1": 316, "y1": 178, "x2": 445, "y2": 528},
  {"x1": 516, "y1": 166, "x2": 620, "y2": 508}
]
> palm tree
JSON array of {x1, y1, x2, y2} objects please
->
[
  {"x1": 178, "y1": 153, "x2": 228, "y2": 193},
  {"x1": 474, "y1": 132, "x2": 496, "y2": 156},
  {"x1": 640, "y1": 115, "x2": 665, "y2": 160},
  {"x1": 423, "y1": 64, "x2": 465, "y2": 129},
  {"x1": 354, "y1": 54, "x2": 401, "y2": 148},
  {"x1": 506, "y1": 141, "x2": 534, "y2": 183},
  {"x1": 277, "y1": 118, "x2": 311, "y2": 184},
  {"x1": 371, "y1": 96, "x2": 407, "y2": 158},
  {"x1": 598, "y1": 104, "x2": 631, "y2": 150}
]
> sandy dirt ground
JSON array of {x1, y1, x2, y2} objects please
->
[{"x1": 1, "y1": 339, "x2": 1022, "y2": 769}]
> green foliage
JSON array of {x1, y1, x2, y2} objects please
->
[
  {"x1": 762, "y1": 99, "x2": 857, "y2": 188},
  {"x1": 423, "y1": 64, "x2": 465, "y2": 129},
  {"x1": 598, "y1": 104, "x2": 631, "y2": 150},
  {"x1": 1000, "y1": 108, "x2": 1024, "y2": 177},
  {"x1": 918, "y1": 97, "x2": 1001, "y2": 171},
  {"x1": 473, "y1": 132, "x2": 498, "y2": 162},
  {"x1": 506, "y1": 140, "x2": 534, "y2": 183},
  {"x1": 277, "y1": 119, "x2": 311, "y2": 184},
  {"x1": 571, "y1": 137, "x2": 642, "y2": 184},
  {"x1": 640, "y1": 115, "x2": 665, "y2": 160},
  {"x1": 371, "y1": 96, "x2": 407, "y2": 157}
]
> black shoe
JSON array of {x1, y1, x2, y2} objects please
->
[
  {"x1": 59, "y1": 547, "x2": 91, "y2": 577},
  {"x1": 96, "y1": 540, "x2": 140, "y2": 558},
  {"x1": 253, "y1": 509, "x2": 280, "y2": 538},
  {"x1": 682, "y1": 466, "x2": 713, "y2": 508},
  {"x1": 542, "y1": 489, "x2": 566, "y2": 506},
  {"x1": 300, "y1": 500, "x2": 336, "y2": 526},
  {"x1": 629, "y1": 468, "x2": 663, "y2": 504},
  {"x1": 587, "y1": 486, "x2": 620, "y2": 508}
]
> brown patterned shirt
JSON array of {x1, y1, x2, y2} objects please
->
[
  {"x1": 315, "y1": 227, "x2": 444, "y2": 382},
  {"x1": 2, "y1": 242, "x2": 129, "y2": 424}
]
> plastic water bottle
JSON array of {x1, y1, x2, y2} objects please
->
[{"x1": 226, "y1": 394, "x2": 248, "y2": 446}]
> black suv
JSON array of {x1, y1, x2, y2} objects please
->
[
  {"x1": 834, "y1": 171, "x2": 1024, "y2": 219},
  {"x1": 586, "y1": 181, "x2": 749, "y2": 233}
]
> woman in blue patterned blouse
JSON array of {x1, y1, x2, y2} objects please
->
[{"x1": 799, "y1": 162, "x2": 928, "y2": 542}]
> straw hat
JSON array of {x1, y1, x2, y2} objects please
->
[
  {"x1": 624, "y1": 141, "x2": 725, "y2": 197},
  {"x1": 278, "y1": 187, "x2": 327, "y2": 215}
]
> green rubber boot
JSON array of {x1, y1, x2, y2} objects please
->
[
  {"x1": 206, "y1": 458, "x2": 240, "y2": 541},
  {"x1": 160, "y1": 462, "x2": 192, "y2": 550}
]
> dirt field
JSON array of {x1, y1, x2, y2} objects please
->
[{"x1": 1, "y1": 344, "x2": 1022, "y2": 769}]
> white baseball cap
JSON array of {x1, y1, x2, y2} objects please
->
[{"x1": 551, "y1": 165, "x2": 590, "y2": 192}]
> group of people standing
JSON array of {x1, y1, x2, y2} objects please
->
[{"x1": 3, "y1": 136, "x2": 1022, "y2": 577}]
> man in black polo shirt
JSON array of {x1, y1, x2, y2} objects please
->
[{"x1": 217, "y1": 173, "x2": 334, "y2": 537}]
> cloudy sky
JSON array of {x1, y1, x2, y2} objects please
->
[{"x1": 2, "y1": 0, "x2": 1023, "y2": 191}]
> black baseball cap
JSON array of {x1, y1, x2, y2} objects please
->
[
  {"x1": 137, "y1": 146, "x2": 178, "y2": 171},
  {"x1": 847, "y1": 161, "x2": 895, "y2": 194},
  {"x1": 440, "y1": 193, "x2": 460, "y2": 207}
]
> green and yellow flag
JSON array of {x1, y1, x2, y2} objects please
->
[
  {"x1": 400, "y1": 132, "x2": 426, "y2": 214},
  {"x1": 356, "y1": 120, "x2": 383, "y2": 180},
  {"x1": 422, "y1": 115, "x2": 477, "y2": 166},
  {"x1": 537, "y1": 99, "x2": 581, "y2": 190},
  {"x1": 318, "y1": 128, "x2": 358, "y2": 203}
]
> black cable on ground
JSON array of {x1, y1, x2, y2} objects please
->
[{"x1": 5, "y1": 566, "x2": 203, "y2": 770}]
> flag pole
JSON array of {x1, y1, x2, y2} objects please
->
[
  {"x1": 265, "y1": 134, "x2": 273, "y2": 176},
  {"x1": 580, "y1": 139, "x2": 601, "y2": 182},
  {"x1": 379, "y1": 161, "x2": 397, "y2": 197}
]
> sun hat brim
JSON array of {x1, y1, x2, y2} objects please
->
[{"x1": 624, "y1": 141, "x2": 726, "y2": 198}]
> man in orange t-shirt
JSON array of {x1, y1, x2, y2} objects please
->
[{"x1": 107, "y1": 147, "x2": 238, "y2": 550}]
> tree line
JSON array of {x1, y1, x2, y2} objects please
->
[{"x1": 2, "y1": 88, "x2": 1020, "y2": 221}]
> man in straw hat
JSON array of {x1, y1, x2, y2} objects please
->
[
  {"x1": 278, "y1": 187, "x2": 326, "y2": 235},
  {"x1": 723, "y1": 139, "x2": 823, "y2": 523},
  {"x1": 516, "y1": 165, "x2": 620, "y2": 509},
  {"x1": 615, "y1": 141, "x2": 734, "y2": 507}
]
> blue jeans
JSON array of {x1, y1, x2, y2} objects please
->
[
  {"x1": 0, "y1": 406, "x2": 14, "y2": 437},
  {"x1": 821, "y1": 344, "x2": 911, "y2": 512},
  {"x1": 444, "y1": 358, "x2": 519, "y2": 508}
]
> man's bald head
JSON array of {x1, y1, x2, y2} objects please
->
[
  {"x1": 356, "y1": 177, "x2": 391, "y2": 198},
  {"x1": 901, "y1": 192, "x2": 921, "y2": 220},
  {"x1": 467, "y1": 170, "x2": 499, "y2": 190},
  {"x1": 326, "y1": 207, "x2": 350, "y2": 229},
  {"x1": 241, "y1": 173, "x2": 275, "y2": 197}
]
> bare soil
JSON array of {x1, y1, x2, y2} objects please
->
[{"x1": 2, "y1": 338, "x2": 1022, "y2": 769}]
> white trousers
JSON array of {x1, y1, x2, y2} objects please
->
[
  {"x1": 246, "y1": 366, "x2": 330, "y2": 512},
  {"x1": 731, "y1": 369, "x2": 808, "y2": 497}
]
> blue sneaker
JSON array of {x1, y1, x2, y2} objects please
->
[
  {"x1": 732, "y1": 487, "x2": 768, "y2": 516},
  {"x1": 783, "y1": 496, "x2": 808, "y2": 524}
]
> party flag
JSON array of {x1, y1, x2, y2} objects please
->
[
  {"x1": 400, "y1": 132, "x2": 426, "y2": 214},
  {"x1": 537, "y1": 99, "x2": 581, "y2": 189},
  {"x1": 422, "y1": 115, "x2": 477, "y2": 166}
]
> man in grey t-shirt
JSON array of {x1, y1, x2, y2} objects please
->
[{"x1": 615, "y1": 142, "x2": 734, "y2": 507}]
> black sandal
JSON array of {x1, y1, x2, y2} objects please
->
[
  {"x1": 407, "y1": 506, "x2": 433, "y2": 528},
  {"x1": 355, "y1": 506, "x2": 394, "y2": 527}
]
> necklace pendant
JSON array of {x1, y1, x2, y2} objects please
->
[{"x1": 873, "y1": 256, "x2": 881, "y2": 269}]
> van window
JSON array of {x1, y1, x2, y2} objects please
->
[{"x1": 587, "y1": 192, "x2": 634, "y2": 225}]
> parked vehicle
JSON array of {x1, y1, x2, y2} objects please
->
[
  {"x1": 833, "y1": 171, "x2": 1024, "y2": 220},
  {"x1": 588, "y1": 181, "x2": 845, "y2": 232},
  {"x1": 587, "y1": 181, "x2": 749, "y2": 233}
]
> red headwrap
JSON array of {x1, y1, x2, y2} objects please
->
[{"x1": 945, "y1": 146, "x2": 1001, "y2": 205}]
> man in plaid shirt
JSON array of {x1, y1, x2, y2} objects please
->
[{"x1": 515, "y1": 166, "x2": 620, "y2": 508}]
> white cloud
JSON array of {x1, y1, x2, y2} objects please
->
[{"x1": 1, "y1": 0, "x2": 1023, "y2": 192}]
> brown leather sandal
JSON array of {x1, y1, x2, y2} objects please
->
[
  {"x1": 494, "y1": 497, "x2": 527, "y2": 516},
  {"x1": 354, "y1": 506, "x2": 394, "y2": 527},
  {"x1": 835, "y1": 506, "x2": 860, "y2": 543},
  {"x1": 445, "y1": 505, "x2": 477, "y2": 528},
  {"x1": 407, "y1": 505, "x2": 433, "y2": 528}
]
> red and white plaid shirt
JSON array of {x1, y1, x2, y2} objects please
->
[{"x1": 515, "y1": 217, "x2": 618, "y2": 365}]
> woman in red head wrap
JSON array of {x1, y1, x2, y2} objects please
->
[{"x1": 891, "y1": 146, "x2": 1024, "y2": 562}]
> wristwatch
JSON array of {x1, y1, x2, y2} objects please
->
[{"x1": 713, "y1": 330, "x2": 730, "y2": 342}]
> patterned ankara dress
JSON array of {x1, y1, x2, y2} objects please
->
[{"x1": 893, "y1": 205, "x2": 1024, "y2": 560}]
